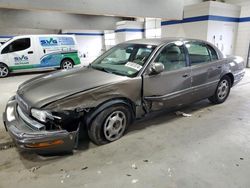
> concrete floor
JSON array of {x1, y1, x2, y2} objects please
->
[{"x1": 0, "y1": 70, "x2": 250, "y2": 188}]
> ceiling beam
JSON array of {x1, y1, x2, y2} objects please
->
[{"x1": 0, "y1": 0, "x2": 183, "y2": 19}]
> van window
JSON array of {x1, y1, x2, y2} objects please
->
[
  {"x1": 1, "y1": 38, "x2": 31, "y2": 54},
  {"x1": 186, "y1": 42, "x2": 211, "y2": 65}
]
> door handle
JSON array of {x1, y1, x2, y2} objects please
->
[
  {"x1": 182, "y1": 74, "x2": 189, "y2": 78},
  {"x1": 28, "y1": 51, "x2": 33, "y2": 54}
]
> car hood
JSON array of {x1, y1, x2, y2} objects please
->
[{"x1": 17, "y1": 67, "x2": 128, "y2": 109}]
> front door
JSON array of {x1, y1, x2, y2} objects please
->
[
  {"x1": 4, "y1": 37, "x2": 36, "y2": 71},
  {"x1": 143, "y1": 42, "x2": 192, "y2": 111}
]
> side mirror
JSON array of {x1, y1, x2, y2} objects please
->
[{"x1": 149, "y1": 62, "x2": 165, "y2": 75}]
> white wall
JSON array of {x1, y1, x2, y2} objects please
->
[
  {"x1": 234, "y1": 2, "x2": 250, "y2": 66},
  {"x1": 145, "y1": 18, "x2": 161, "y2": 38},
  {"x1": 162, "y1": 1, "x2": 241, "y2": 57},
  {"x1": 162, "y1": 21, "x2": 208, "y2": 40},
  {"x1": 62, "y1": 30, "x2": 105, "y2": 66},
  {"x1": 115, "y1": 21, "x2": 144, "y2": 44},
  {"x1": 162, "y1": 2, "x2": 209, "y2": 40},
  {"x1": 206, "y1": 2, "x2": 240, "y2": 56}
]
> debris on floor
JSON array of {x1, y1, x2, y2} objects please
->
[
  {"x1": 126, "y1": 174, "x2": 132, "y2": 177},
  {"x1": 106, "y1": 161, "x2": 113, "y2": 165},
  {"x1": 29, "y1": 166, "x2": 40, "y2": 172},
  {"x1": 0, "y1": 142, "x2": 16, "y2": 151},
  {"x1": 131, "y1": 179, "x2": 139, "y2": 184},
  {"x1": 175, "y1": 111, "x2": 192, "y2": 117},
  {"x1": 131, "y1": 164, "x2": 138, "y2": 169},
  {"x1": 240, "y1": 158, "x2": 244, "y2": 160},
  {"x1": 168, "y1": 168, "x2": 172, "y2": 177},
  {"x1": 81, "y1": 166, "x2": 88, "y2": 170},
  {"x1": 143, "y1": 159, "x2": 149, "y2": 163},
  {"x1": 60, "y1": 170, "x2": 71, "y2": 183}
]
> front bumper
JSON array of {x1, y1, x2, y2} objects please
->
[{"x1": 2, "y1": 98, "x2": 78, "y2": 154}]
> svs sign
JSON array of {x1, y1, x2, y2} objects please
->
[
  {"x1": 14, "y1": 55, "x2": 29, "y2": 64},
  {"x1": 40, "y1": 38, "x2": 58, "y2": 46}
]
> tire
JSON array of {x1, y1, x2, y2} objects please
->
[
  {"x1": 208, "y1": 75, "x2": 231, "y2": 104},
  {"x1": 61, "y1": 59, "x2": 74, "y2": 70},
  {"x1": 0, "y1": 63, "x2": 9, "y2": 78},
  {"x1": 88, "y1": 105, "x2": 131, "y2": 145}
]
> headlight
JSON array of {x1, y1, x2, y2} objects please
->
[
  {"x1": 31, "y1": 108, "x2": 53, "y2": 123},
  {"x1": 6, "y1": 106, "x2": 15, "y2": 122}
]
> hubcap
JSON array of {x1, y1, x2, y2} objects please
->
[
  {"x1": 63, "y1": 61, "x2": 73, "y2": 69},
  {"x1": 104, "y1": 111, "x2": 127, "y2": 141},
  {"x1": 217, "y1": 79, "x2": 229, "y2": 100},
  {"x1": 0, "y1": 66, "x2": 8, "y2": 77}
]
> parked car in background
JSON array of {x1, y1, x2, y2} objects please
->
[
  {"x1": 3, "y1": 38, "x2": 245, "y2": 154},
  {"x1": 0, "y1": 35, "x2": 81, "y2": 78}
]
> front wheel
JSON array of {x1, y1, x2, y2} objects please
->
[
  {"x1": 61, "y1": 59, "x2": 74, "y2": 70},
  {"x1": 208, "y1": 76, "x2": 231, "y2": 104},
  {"x1": 88, "y1": 105, "x2": 131, "y2": 145},
  {"x1": 0, "y1": 63, "x2": 9, "y2": 78}
]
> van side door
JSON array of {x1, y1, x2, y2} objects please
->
[
  {"x1": 143, "y1": 42, "x2": 192, "y2": 111},
  {"x1": 185, "y1": 41, "x2": 222, "y2": 101},
  {"x1": 2, "y1": 37, "x2": 36, "y2": 71}
]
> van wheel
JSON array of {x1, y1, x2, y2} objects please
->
[
  {"x1": 88, "y1": 105, "x2": 131, "y2": 145},
  {"x1": 61, "y1": 59, "x2": 74, "y2": 70},
  {"x1": 208, "y1": 75, "x2": 231, "y2": 104},
  {"x1": 0, "y1": 63, "x2": 9, "y2": 78}
]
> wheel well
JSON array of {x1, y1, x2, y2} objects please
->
[
  {"x1": 223, "y1": 73, "x2": 234, "y2": 87},
  {"x1": 0, "y1": 62, "x2": 10, "y2": 71},
  {"x1": 61, "y1": 58, "x2": 74, "y2": 65},
  {"x1": 85, "y1": 97, "x2": 136, "y2": 127},
  {"x1": 0, "y1": 62, "x2": 8, "y2": 67}
]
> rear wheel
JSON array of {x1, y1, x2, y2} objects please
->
[
  {"x1": 61, "y1": 59, "x2": 74, "y2": 70},
  {"x1": 0, "y1": 63, "x2": 9, "y2": 78},
  {"x1": 208, "y1": 75, "x2": 231, "y2": 104},
  {"x1": 88, "y1": 105, "x2": 131, "y2": 145}
]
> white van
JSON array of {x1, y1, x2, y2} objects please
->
[{"x1": 0, "y1": 35, "x2": 81, "y2": 78}]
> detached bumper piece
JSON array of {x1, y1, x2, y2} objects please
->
[{"x1": 2, "y1": 99, "x2": 78, "y2": 154}]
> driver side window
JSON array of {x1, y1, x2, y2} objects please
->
[
  {"x1": 1, "y1": 38, "x2": 31, "y2": 54},
  {"x1": 155, "y1": 43, "x2": 186, "y2": 71}
]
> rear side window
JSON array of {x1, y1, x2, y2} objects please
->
[
  {"x1": 207, "y1": 45, "x2": 218, "y2": 61},
  {"x1": 186, "y1": 42, "x2": 211, "y2": 65},
  {"x1": 2, "y1": 38, "x2": 30, "y2": 54}
]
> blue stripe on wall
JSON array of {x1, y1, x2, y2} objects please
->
[
  {"x1": 0, "y1": 36, "x2": 13, "y2": 38},
  {"x1": 64, "y1": 32, "x2": 104, "y2": 36},
  {"x1": 239, "y1": 17, "x2": 250, "y2": 22},
  {"x1": 115, "y1": 28, "x2": 145, "y2": 33},
  {"x1": 161, "y1": 15, "x2": 250, "y2": 26}
]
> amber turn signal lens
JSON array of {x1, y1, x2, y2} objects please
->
[{"x1": 25, "y1": 139, "x2": 64, "y2": 148}]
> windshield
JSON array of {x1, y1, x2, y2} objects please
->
[{"x1": 91, "y1": 43, "x2": 156, "y2": 77}]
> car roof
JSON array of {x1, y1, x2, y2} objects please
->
[{"x1": 124, "y1": 37, "x2": 212, "y2": 46}]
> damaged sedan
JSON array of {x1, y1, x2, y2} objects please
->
[{"x1": 3, "y1": 38, "x2": 245, "y2": 154}]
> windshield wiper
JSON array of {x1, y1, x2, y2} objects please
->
[
  {"x1": 91, "y1": 65, "x2": 127, "y2": 76},
  {"x1": 91, "y1": 65, "x2": 110, "y2": 73}
]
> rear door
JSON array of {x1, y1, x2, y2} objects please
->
[
  {"x1": 185, "y1": 41, "x2": 222, "y2": 101},
  {"x1": 143, "y1": 42, "x2": 192, "y2": 111}
]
